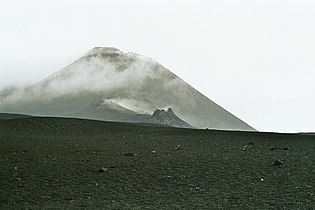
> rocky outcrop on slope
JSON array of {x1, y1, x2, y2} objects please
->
[{"x1": 150, "y1": 108, "x2": 192, "y2": 128}]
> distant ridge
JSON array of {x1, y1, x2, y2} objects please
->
[
  {"x1": 0, "y1": 47, "x2": 255, "y2": 131},
  {"x1": 0, "y1": 113, "x2": 32, "y2": 120}
]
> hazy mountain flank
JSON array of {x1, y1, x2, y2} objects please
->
[{"x1": 0, "y1": 47, "x2": 254, "y2": 130}]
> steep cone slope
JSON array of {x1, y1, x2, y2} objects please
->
[{"x1": 0, "y1": 47, "x2": 254, "y2": 131}]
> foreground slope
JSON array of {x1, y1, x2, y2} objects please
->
[
  {"x1": 0, "y1": 117, "x2": 314, "y2": 209},
  {"x1": 0, "y1": 47, "x2": 254, "y2": 131}
]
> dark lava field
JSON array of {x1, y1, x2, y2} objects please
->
[{"x1": 0, "y1": 117, "x2": 314, "y2": 209}]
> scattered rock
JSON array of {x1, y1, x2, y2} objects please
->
[
  {"x1": 151, "y1": 150, "x2": 156, "y2": 154},
  {"x1": 124, "y1": 152, "x2": 137, "y2": 157},
  {"x1": 273, "y1": 159, "x2": 284, "y2": 166},
  {"x1": 97, "y1": 167, "x2": 108, "y2": 173},
  {"x1": 241, "y1": 145, "x2": 248, "y2": 151},
  {"x1": 175, "y1": 145, "x2": 181, "y2": 150},
  {"x1": 269, "y1": 146, "x2": 290, "y2": 151}
]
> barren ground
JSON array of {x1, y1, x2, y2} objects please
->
[{"x1": 0, "y1": 117, "x2": 314, "y2": 209}]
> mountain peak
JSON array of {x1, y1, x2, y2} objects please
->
[{"x1": 87, "y1": 47, "x2": 123, "y2": 56}]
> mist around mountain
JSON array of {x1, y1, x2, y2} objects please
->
[{"x1": 0, "y1": 47, "x2": 254, "y2": 130}]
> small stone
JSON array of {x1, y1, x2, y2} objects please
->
[
  {"x1": 124, "y1": 152, "x2": 137, "y2": 156},
  {"x1": 151, "y1": 150, "x2": 156, "y2": 154},
  {"x1": 273, "y1": 159, "x2": 284, "y2": 166},
  {"x1": 241, "y1": 145, "x2": 248, "y2": 151},
  {"x1": 283, "y1": 146, "x2": 290, "y2": 150},
  {"x1": 249, "y1": 142, "x2": 254, "y2": 145},
  {"x1": 269, "y1": 146, "x2": 276, "y2": 150},
  {"x1": 98, "y1": 167, "x2": 108, "y2": 173},
  {"x1": 175, "y1": 145, "x2": 181, "y2": 150}
]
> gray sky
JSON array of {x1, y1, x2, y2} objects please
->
[{"x1": 0, "y1": 0, "x2": 314, "y2": 132}]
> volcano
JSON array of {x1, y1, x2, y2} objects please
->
[{"x1": 0, "y1": 47, "x2": 254, "y2": 130}]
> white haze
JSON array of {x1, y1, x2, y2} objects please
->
[
  {"x1": 0, "y1": 48, "x2": 187, "y2": 116},
  {"x1": 0, "y1": 47, "x2": 255, "y2": 131},
  {"x1": 0, "y1": 0, "x2": 315, "y2": 132}
]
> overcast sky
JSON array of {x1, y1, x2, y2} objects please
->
[{"x1": 0, "y1": 0, "x2": 314, "y2": 132}]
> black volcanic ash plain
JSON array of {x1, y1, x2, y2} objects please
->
[{"x1": 0, "y1": 117, "x2": 314, "y2": 209}]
